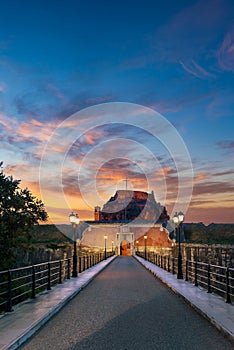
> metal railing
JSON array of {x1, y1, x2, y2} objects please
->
[
  {"x1": 136, "y1": 251, "x2": 234, "y2": 303},
  {"x1": 0, "y1": 251, "x2": 114, "y2": 313}
]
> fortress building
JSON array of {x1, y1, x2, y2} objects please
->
[
  {"x1": 81, "y1": 190, "x2": 175, "y2": 256},
  {"x1": 95, "y1": 190, "x2": 169, "y2": 223}
]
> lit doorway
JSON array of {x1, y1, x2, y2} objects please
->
[{"x1": 120, "y1": 240, "x2": 131, "y2": 256}]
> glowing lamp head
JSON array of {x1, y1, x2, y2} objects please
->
[
  {"x1": 172, "y1": 212, "x2": 179, "y2": 224},
  {"x1": 70, "y1": 212, "x2": 80, "y2": 225},
  {"x1": 144, "y1": 235, "x2": 147, "y2": 240},
  {"x1": 178, "y1": 211, "x2": 184, "y2": 223},
  {"x1": 69, "y1": 212, "x2": 76, "y2": 224},
  {"x1": 75, "y1": 215, "x2": 80, "y2": 225}
]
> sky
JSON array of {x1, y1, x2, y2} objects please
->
[{"x1": 0, "y1": 0, "x2": 233, "y2": 225}]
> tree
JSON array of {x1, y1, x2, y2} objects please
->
[{"x1": 0, "y1": 162, "x2": 48, "y2": 270}]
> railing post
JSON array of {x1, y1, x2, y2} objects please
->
[
  {"x1": 31, "y1": 265, "x2": 36, "y2": 299},
  {"x1": 59, "y1": 260, "x2": 62, "y2": 284},
  {"x1": 225, "y1": 267, "x2": 231, "y2": 303},
  {"x1": 168, "y1": 256, "x2": 170, "y2": 272},
  {"x1": 185, "y1": 260, "x2": 188, "y2": 281},
  {"x1": 194, "y1": 260, "x2": 198, "y2": 286},
  {"x1": 207, "y1": 264, "x2": 211, "y2": 293},
  {"x1": 7, "y1": 270, "x2": 13, "y2": 312},
  {"x1": 67, "y1": 258, "x2": 71, "y2": 279},
  {"x1": 172, "y1": 257, "x2": 175, "y2": 274},
  {"x1": 79, "y1": 257, "x2": 82, "y2": 273},
  {"x1": 47, "y1": 262, "x2": 51, "y2": 290}
]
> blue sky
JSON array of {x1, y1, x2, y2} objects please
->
[{"x1": 0, "y1": 0, "x2": 233, "y2": 224}]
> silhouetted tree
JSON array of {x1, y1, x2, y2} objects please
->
[{"x1": 0, "y1": 162, "x2": 48, "y2": 269}]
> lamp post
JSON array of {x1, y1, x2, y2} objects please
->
[
  {"x1": 112, "y1": 240, "x2": 114, "y2": 253},
  {"x1": 136, "y1": 240, "x2": 139, "y2": 253},
  {"x1": 172, "y1": 211, "x2": 184, "y2": 279},
  {"x1": 144, "y1": 235, "x2": 147, "y2": 260},
  {"x1": 104, "y1": 235, "x2": 108, "y2": 259},
  {"x1": 69, "y1": 212, "x2": 80, "y2": 277}
]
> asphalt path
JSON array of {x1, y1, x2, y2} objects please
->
[{"x1": 20, "y1": 256, "x2": 233, "y2": 350}]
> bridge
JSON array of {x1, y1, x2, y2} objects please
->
[{"x1": 0, "y1": 253, "x2": 233, "y2": 349}]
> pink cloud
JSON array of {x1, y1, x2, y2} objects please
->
[
  {"x1": 0, "y1": 113, "x2": 17, "y2": 132},
  {"x1": 156, "y1": 167, "x2": 173, "y2": 177},
  {"x1": 16, "y1": 119, "x2": 58, "y2": 142},
  {"x1": 191, "y1": 60, "x2": 216, "y2": 78},
  {"x1": 194, "y1": 172, "x2": 208, "y2": 183},
  {"x1": 217, "y1": 28, "x2": 234, "y2": 72},
  {"x1": 46, "y1": 83, "x2": 68, "y2": 103},
  {"x1": 179, "y1": 59, "x2": 215, "y2": 79}
]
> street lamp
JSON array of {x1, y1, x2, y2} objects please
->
[
  {"x1": 69, "y1": 212, "x2": 80, "y2": 277},
  {"x1": 172, "y1": 211, "x2": 184, "y2": 279},
  {"x1": 136, "y1": 240, "x2": 139, "y2": 253},
  {"x1": 111, "y1": 240, "x2": 114, "y2": 253},
  {"x1": 104, "y1": 235, "x2": 108, "y2": 259},
  {"x1": 144, "y1": 235, "x2": 147, "y2": 260}
]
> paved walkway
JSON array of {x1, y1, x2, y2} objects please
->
[
  {"x1": 135, "y1": 256, "x2": 234, "y2": 342},
  {"x1": 0, "y1": 256, "x2": 116, "y2": 350},
  {"x1": 0, "y1": 255, "x2": 233, "y2": 349}
]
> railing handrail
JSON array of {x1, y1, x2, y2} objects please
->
[
  {"x1": 136, "y1": 251, "x2": 233, "y2": 304},
  {"x1": 0, "y1": 251, "x2": 115, "y2": 313}
]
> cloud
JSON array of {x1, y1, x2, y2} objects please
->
[
  {"x1": 185, "y1": 206, "x2": 234, "y2": 224},
  {"x1": 85, "y1": 96, "x2": 114, "y2": 104},
  {"x1": 45, "y1": 82, "x2": 68, "y2": 103},
  {"x1": 217, "y1": 27, "x2": 234, "y2": 72},
  {"x1": 206, "y1": 92, "x2": 234, "y2": 119},
  {"x1": 0, "y1": 82, "x2": 6, "y2": 93},
  {"x1": 16, "y1": 119, "x2": 58, "y2": 143},
  {"x1": 193, "y1": 181, "x2": 234, "y2": 196},
  {"x1": 216, "y1": 140, "x2": 234, "y2": 150},
  {"x1": 194, "y1": 172, "x2": 208, "y2": 182},
  {"x1": 151, "y1": 0, "x2": 230, "y2": 61},
  {"x1": 156, "y1": 167, "x2": 173, "y2": 176},
  {"x1": 179, "y1": 59, "x2": 215, "y2": 79},
  {"x1": 0, "y1": 113, "x2": 17, "y2": 132},
  {"x1": 212, "y1": 170, "x2": 234, "y2": 177}
]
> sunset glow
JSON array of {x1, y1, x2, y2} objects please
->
[{"x1": 0, "y1": 1, "x2": 233, "y2": 225}]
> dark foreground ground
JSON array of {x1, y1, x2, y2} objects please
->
[{"x1": 20, "y1": 256, "x2": 233, "y2": 350}]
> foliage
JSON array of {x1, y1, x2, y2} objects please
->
[
  {"x1": 0, "y1": 162, "x2": 48, "y2": 270},
  {"x1": 184, "y1": 223, "x2": 234, "y2": 244}
]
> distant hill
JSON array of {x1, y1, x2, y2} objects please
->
[
  {"x1": 184, "y1": 223, "x2": 234, "y2": 244},
  {"x1": 30, "y1": 222, "x2": 234, "y2": 246},
  {"x1": 31, "y1": 222, "x2": 88, "y2": 247}
]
